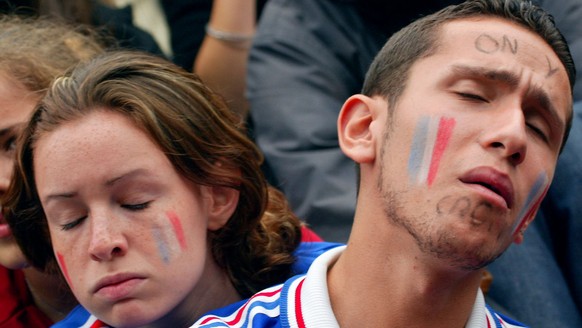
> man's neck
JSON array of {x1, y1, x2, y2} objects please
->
[{"x1": 327, "y1": 224, "x2": 484, "y2": 328}]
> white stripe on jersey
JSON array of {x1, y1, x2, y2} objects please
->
[{"x1": 194, "y1": 284, "x2": 284, "y2": 327}]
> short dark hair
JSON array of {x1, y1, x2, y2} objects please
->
[{"x1": 362, "y1": 0, "x2": 575, "y2": 108}]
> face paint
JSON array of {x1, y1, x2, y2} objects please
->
[
  {"x1": 167, "y1": 211, "x2": 187, "y2": 250},
  {"x1": 152, "y1": 226, "x2": 171, "y2": 264},
  {"x1": 512, "y1": 172, "x2": 549, "y2": 235},
  {"x1": 151, "y1": 212, "x2": 185, "y2": 264},
  {"x1": 408, "y1": 116, "x2": 456, "y2": 186},
  {"x1": 56, "y1": 252, "x2": 73, "y2": 288}
]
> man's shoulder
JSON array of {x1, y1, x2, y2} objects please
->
[
  {"x1": 485, "y1": 304, "x2": 528, "y2": 328},
  {"x1": 293, "y1": 242, "x2": 344, "y2": 274},
  {"x1": 192, "y1": 275, "x2": 307, "y2": 328}
]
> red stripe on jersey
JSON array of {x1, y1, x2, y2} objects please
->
[
  {"x1": 294, "y1": 278, "x2": 306, "y2": 328},
  {"x1": 90, "y1": 320, "x2": 109, "y2": 328}
]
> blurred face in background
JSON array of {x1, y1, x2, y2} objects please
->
[{"x1": 0, "y1": 72, "x2": 39, "y2": 270}]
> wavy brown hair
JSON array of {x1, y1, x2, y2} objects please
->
[
  {"x1": 0, "y1": 14, "x2": 106, "y2": 95},
  {"x1": 4, "y1": 50, "x2": 302, "y2": 297}
]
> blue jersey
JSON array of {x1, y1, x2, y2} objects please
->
[
  {"x1": 193, "y1": 247, "x2": 528, "y2": 328},
  {"x1": 52, "y1": 242, "x2": 342, "y2": 328},
  {"x1": 51, "y1": 306, "x2": 104, "y2": 328}
]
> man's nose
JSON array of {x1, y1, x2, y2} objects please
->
[{"x1": 479, "y1": 108, "x2": 528, "y2": 166}]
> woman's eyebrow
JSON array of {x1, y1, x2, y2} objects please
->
[
  {"x1": 44, "y1": 169, "x2": 153, "y2": 204},
  {"x1": 44, "y1": 191, "x2": 77, "y2": 205},
  {"x1": 105, "y1": 168, "x2": 152, "y2": 187}
]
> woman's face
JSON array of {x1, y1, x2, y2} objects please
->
[
  {"x1": 0, "y1": 72, "x2": 39, "y2": 270},
  {"x1": 34, "y1": 109, "x2": 237, "y2": 327}
]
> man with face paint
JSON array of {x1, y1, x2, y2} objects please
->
[{"x1": 193, "y1": 0, "x2": 576, "y2": 327}]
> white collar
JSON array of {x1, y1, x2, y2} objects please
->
[{"x1": 297, "y1": 246, "x2": 493, "y2": 328}]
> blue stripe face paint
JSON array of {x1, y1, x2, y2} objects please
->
[
  {"x1": 152, "y1": 226, "x2": 171, "y2": 264},
  {"x1": 408, "y1": 116, "x2": 456, "y2": 186}
]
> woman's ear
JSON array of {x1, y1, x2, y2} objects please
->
[
  {"x1": 205, "y1": 185, "x2": 239, "y2": 231},
  {"x1": 337, "y1": 94, "x2": 383, "y2": 164}
]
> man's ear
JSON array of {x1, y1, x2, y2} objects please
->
[
  {"x1": 204, "y1": 185, "x2": 240, "y2": 231},
  {"x1": 338, "y1": 94, "x2": 382, "y2": 164}
]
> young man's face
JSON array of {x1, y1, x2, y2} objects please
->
[{"x1": 373, "y1": 17, "x2": 572, "y2": 270}]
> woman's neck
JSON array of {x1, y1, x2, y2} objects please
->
[{"x1": 23, "y1": 267, "x2": 78, "y2": 322}]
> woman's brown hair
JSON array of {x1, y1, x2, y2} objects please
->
[{"x1": 4, "y1": 50, "x2": 302, "y2": 297}]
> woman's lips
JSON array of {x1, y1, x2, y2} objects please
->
[{"x1": 93, "y1": 274, "x2": 146, "y2": 302}]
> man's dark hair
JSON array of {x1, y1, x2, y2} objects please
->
[{"x1": 362, "y1": 0, "x2": 575, "y2": 109}]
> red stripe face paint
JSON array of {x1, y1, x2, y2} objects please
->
[
  {"x1": 408, "y1": 116, "x2": 456, "y2": 186},
  {"x1": 151, "y1": 211, "x2": 187, "y2": 264},
  {"x1": 512, "y1": 172, "x2": 549, "y2": 235},
  {"x1": 167, "y1": 211, "x2": 187, "y2": 250},
  {"x1": 56, "y1": 252, "x2": 73, "y2": 288}
]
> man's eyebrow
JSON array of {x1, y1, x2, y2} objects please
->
[
  {"x1": 450, "y1": 64, "x2": 568, "y2": 139},
  {"x1": 450, "y1": 65, "x2": 521, "y2": 88},
  {"x1": 527, "y1": 85, "x2": 567, "y2": 137}
]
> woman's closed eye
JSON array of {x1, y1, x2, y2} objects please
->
[
  {"x1": 60, "y1": 216, "x2": 87, "y2": 231},
  {"x1": 121, "y1": 201, "x2": 151, "y2": 211}
]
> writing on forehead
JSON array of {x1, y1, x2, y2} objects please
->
[
  {"x1": 545, "y1": 56, "x2": 559, "y2": 78},
  {"x1": 474, "y1": 34, "x2": 518, "y2": 55}
]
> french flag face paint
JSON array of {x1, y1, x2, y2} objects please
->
[
  {"x1": 512, "y1": 172, "x2": 549, "y2": 235},
  {"x1": 56, "y1": 252, "x2": 73, "y2": 288},
  {"x1": 408, "y1": 116, "x2": 456, "y2": 186},
  {"x1": 167, "y1": 211, "x2": 187, "y2": 251},
  {"x1": 152, "y1": 226, "x2": 171, "y2": 264},
  {"x1": 151, "y1": 211, "x2": 188, "y2": 264}
]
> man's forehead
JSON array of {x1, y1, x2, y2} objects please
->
[{"x1": 439, "y1": 18, "x2": 571, "y2": 106}]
